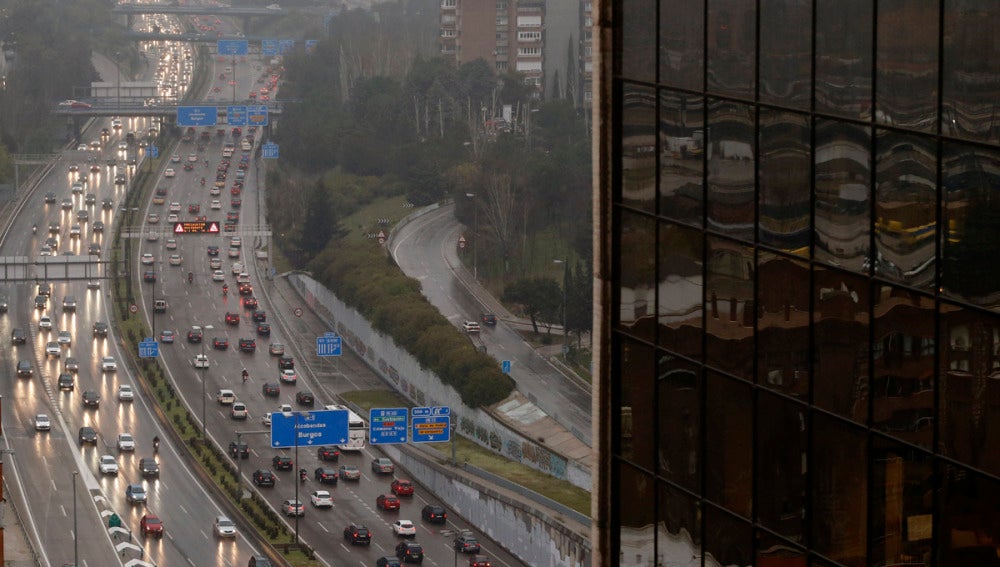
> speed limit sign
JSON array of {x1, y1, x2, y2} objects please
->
[
  {"x1": 294, "y1": 307, "x2": 303, "y2": 318},
  {"x1": 129, "y1": 304, "x2": 139, "y2": 314}
]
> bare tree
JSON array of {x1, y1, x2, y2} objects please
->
[{"x1": 481, "y1": 172, "x2": 522, "y2": 273}]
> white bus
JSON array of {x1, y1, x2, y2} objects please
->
[{"x1": 326, "y1": 404, "x2": 366, "y2": 451}]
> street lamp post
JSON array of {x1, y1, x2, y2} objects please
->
[
  {"x1": 553, "y1": 259, "x2": 568, "y2": 352},
  {"x1": 115, "y1": 51, "x2": 121, "y2": 118},
  {"x1": 72, "y1": 470, "x2": 79, "y2": 567},
  {"x1": 466, "y1": 193, "x2": 478, "y2": 280},
  {"x1": 200, "y1": 324, "x2": 214, "y2": 441}
]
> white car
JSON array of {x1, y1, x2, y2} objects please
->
[
  {"x1": 228, "y1": 247, "x2": 240, "y2": 259},
  {"x1": 213, "y1": 516, "x2": 237, "y2": 538},
  {"x1": 170, "y1": 155, "x2": 181, "y2": 163},
  {"x1": 167, "y1": 213, "x2": 179, "y2": 223},
  {"x1": 99, "y1": 455, "x2": 119, "y2": 475},
  {"x1": 146, "y1": 231, "x2": 159, "y2": 242},
  {"x1": 279, "y1": 369, "x2": 297, "y2": 384},
  {"x1": 169, "y1": 202, "x2": 181, "y2": 213},
  {"x1": 209, "y1": 258, "x2": 222, "y2": 269},
  {"x1": 193, "y1": 354, "x2": 210, "y2": 369},
  {"x1": 230, "y1": 236, "x2": 242, "y2": 248},
  {"x1": 217, "y1": 389, "x2": 235, "y2": 405},
  {"x1": 147, "y1": 213, "x2": 160, "y2": 224},
  {"x1": 261, "y1": 413, "x2": 272, "y2": 427},
  {"x1": 278, "y1": 404, "x2": 292, "y2": 413},
  {"x1": 164, "y1": 168, "x2": 175, "y2": 178},
  {"x1": 39, "y1": 316, "x2": 53, "y2": 330},
  {"x1": 141, "y1": 253, "x2": 154, "y2": 265},
  {"x1": 310, "y1": 490, "x2": 333, "y2": 508},
  {"x1": 45, "y1": 342, "x2": 61, "y2": 357},
  {"x1": 391, "y1": 519, "x2": 416, "y2": 536},
  {"x1": 210, "y1": 199, "x2": 222, "y2": 210},
  {"x1": 212, "y1": 270, "x2": 225, "y2": 282},
  {"x1": 210, "y1": 186, "x2": 221, "y2": 196},
  {"x1": 463, "y1": 321, "x2": 481, "y2": 333},
  {"x1": 101, "y1": 356, "x2": 117, "y2": 372},
  {"x1": 169, "y1": 254, "x2": 183, "y2": 266},
  {"x1": 34, "y1": 414, "x2": 51, "y2": 431},
  {"x1": 230, "y1": 402, "x2": 248, "y2": 419},
  {"x1": 57, "y1": 330, "x2": 72, "y2": 345},
  {"x1": 165, "y1": 238, "x2": 178, "y2": 250},
  {"x1": 117, "y1": 433, "x2": 136, "y2": 452},
  {"x1": 118, "y1": 385, "x2": 134, "y2": 401}
]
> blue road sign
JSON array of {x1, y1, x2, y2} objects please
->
[
  {"x1": 177, "y1": 106, "x2": 218, "y2": 127},
  {"x1": 305, "y1": 40, "x2": 319, "y2": 54},
  {"x1": 270, "y1": 409, "x2": 349, "y2": 449},
  {"x1": 148, "y1": 145, "x2": 159, "y2": 159},
  {"x1": 246, "y1": 105, "x2": 269, "y2": 126},
  {"x1": 501, "y1": 360, "x2": 511, "y2": 374},
  {"x1": 262, "y1": 39, "x2": 279, "y2": 56},
  {"x1": 411, "y1": 406, "x2": 451, "y2": 443},
  {"x1": 262, "y1": 142, "x2": 279, "y2": 159},
  {"x1": 317, "y1": 332, "x2": 342, "y2": 357},
  {"x1": 139, "y1": 338, "x2": 159, "y2": 358},
  {"x1": 217, "y1": 39, "x2": 249, "y2": 56},
  {"x1": 227, "y1": 105, "x2": 248, "y2": 126},
  {"x1": 369, "y1": 407, "x2": 409, "y2": 445},
  {"x1": 279, "y1": 39, "x2": 295, "y2": 54}
]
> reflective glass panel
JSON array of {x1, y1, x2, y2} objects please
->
[
  {"x1": 621, "y1": 83, "x2": 657, "y2": 212},
  {"x1": 874, "y1": 131, "x2": 937, "y2": 289},
  {"x1": 707, "y1": 100, "x2": 755, "y2": 242},
  {"x1": 756, "y1": 391, "x2": 807, "y2": 541},
  {"x1": 875, "y1": 0, "x2": 938, "y2": 132},
  {"x1": 659, "y1": 0, "x2": 704, "y2": 90},
  {"x1": 657, "y1": 356, "x2": 700, "y2": 492},
  {"x1": 942, "y1": 1, "x2": 1000, "y2": 143},
  {"x1": 812, "y1": 413, "x2": 867, "y2": 567},
  {"x1": 757, "y1": 531, "x2": 807, "y2": 566},
  {"x1": 617, "y1": 209, "x2": 657, "y2": 342},
  {"x1": 620, "y1": 0, "x2": 656, "y2": 82},
  {"x1": 705, "y1": 237, "x2": 754, "y2": 380},
  {"x1": 759, "y1": 110, "x2": 810, "y2": 255},
  {"x1": 703, "y1": 505, "x2": 752, "y2": 567},
  {"x1": 938, "y1": 464, "x2": 1000, "y2": 565},
  {"x1": 814, "y1": 120, "x2": 871, "y2": 272},
  {"x1": 941, "y1": 143, "x2": 1000, "y2": 312},
  {"x1": 759, "y1": 0, "x2": 812, "y2": 108},
  {"x1": 658, "y1": 481, "x2": 702, "y2": 565},
  {"x1": 705, "y1": 371, "x2": 752, "y2": 518},
  {"x1": 617, "y1": 461, "x2": 657, "y2": 566},
  {"x1": 815, "y1": 0, "x2": 873, "y2": 119},
  {"x1": 657, "y1": 223, "x2": 703, "y2": 359},
  {"x1": 659, "y1": 91, "x2": 704, "y2": 227},
  {"x1": 617, "y1": 336, "x2": 656, "y2": 471},
  {"x1": 872, "y1": 286, "x2": 935, "y2": 448},
  {"x1": 871, "y1": 438, "x2": 932, "y2": 567},
  {"x1": 706, "y1": 0, "x2": 756, "y2": 99},
  {"x1": 813, "y1": 266, "x2": 869, "y2": 423},
  {"x1": 757, "y1": 253, "x2": 809, "y2": 397}
]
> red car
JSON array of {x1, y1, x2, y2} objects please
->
[
  {"x1": 376, "y1": 494, "x2": 400, "y2": 511},
  {"x1": 391, "y1": 479, "x2": 414, "y2": 496},
  {"x1": 140, "y1": 514, "x2": 164, "y2": 538}
]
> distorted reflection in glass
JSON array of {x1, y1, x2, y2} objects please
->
[
  {"x1": 705, "y1": 237, "x2": 754, "y2": 380},
  {"x1": 757, "y1": 252, "x2": 809, "y2": 398},
  {"x1": 815, "y1": 0, "x2": 872, "y2": 119},
  {"x1": 657, "y1": 356, "x2": 699, "y2": 492},
  {"x1": 659, "y1": 91, "x2": 704, "y2": 227},
  {"x1": 876, "y1": 0, "x2": 938, "y2": 132},
  {"x1": 756, "y1": 391, "x2": 807, "y2": 541},
  {"x1": 758, "y1": 110, "x2": 810, "y2": 254},
  {"x1": 759, "y1": 0, "x2": 811, "y2": 108},
  {"x1": 703, "y1": 505, "x2": 752, "y2": 567},
  {"x1": 941, "y1": 143, "x2": 1000, "y2": 311},
  {"x1": 657, "y1": 223, "x2": 703, "y2": 359},
  {"x1": 618, "y1": 462, "x2": 656, "y2": 566},
  {"x1": 620, "y1": 0, "x2": 656, "y2": 82},
  {"x1": 707, "y1": 100, "x2": 754, "y2": 242},
  {"x1": 617, "y1": 210, "x2": 656, "y2": 341},
  {"x1": 938, "y1": 464, "x2": 1000, "y2": 565},
  {"x1": 658, "y1": 482, "x2": 702, "y2": 565},
  {"x1": 707, "y1": 0, "x2": 756, "y2": 99},
  {"x1": 813, "y1": 265, "x2": 868, "y2": 423},
  {"x1": 872, "y1": 286, "x2": 934, "y2": 449},
  {"x1": 870, "y1": 437, "x2": 933, "y2": 567},
  {"x1": 705, "y1": 371, "x2": 752, "y2": 519},
  {"x1": 617, "y1": 336, "x2": 655, "y2": 471},
  {"x1": 621, "y1": 83, "x2": 657, "y2": 212},
  {"x1": 812, "y1": 413, "x2": 867, "y2": 567},
  {"x1": 815, "y1": 119, "x2": 871, "y2": 272},
  {"x1": 660, "y1": 0, "x2": 704, "y2": 90},
  {"x1": 757, "y1": 530, "x2": 807, "y2": 566},
  {"x1": 874, "y1": 130, "x2": 936, "y2": 289},
  {"x1": 942, "y1": 0, "x2": 1000, "y2": 142}
]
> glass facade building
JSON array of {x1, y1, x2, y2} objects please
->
[{"x1": 595, "y1": 1, "x2": 1000, "y2": 566}]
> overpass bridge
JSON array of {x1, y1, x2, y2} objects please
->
[
  {"x1": 112, "y1": 3, "x2": 285, "y2": 34},
  {"x1": 52, "y1": 100, "x2": 284, "y2": 119}
]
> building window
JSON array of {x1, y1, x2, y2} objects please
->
[
  {"x1": 496, "y1": 1, "x2": 506, "y2": 10},
  {"x1": 441, "y1": 29, "x2": 456, "y2": 38},
  {"x1": 442, "y1": 0, "x2": 456, "y2": 6},
  {"x1": 497, "y1": 16, "x2": 508, "y2": 26},
  {"x1": 518, "y1": 31, "x2": 541, "y2": 42},
  {"x1": 496, "y1": 31, "x2": 507, "y2": 41},
  {"x1": 518, "y1": 47, "x2": 541, "y2": 56}
]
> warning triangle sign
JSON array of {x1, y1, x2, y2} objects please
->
[
  {"x1": 208, "y1": 222, "x2": 220, "y2": 233},
  {"x1": 174, "y1": 223, "x2": 185, "y2": 233}
]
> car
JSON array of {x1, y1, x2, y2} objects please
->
[
  {"x1": 392, "y1": 520, "x2": 417, "y2": 537},
  {"x1": 88, "y1": 243, "x2": 101, "y2": 255},
  {"x1": 117, "y1": 433, "x2": 136, "y2": 452},
  {"x1": 139, "y1": 457, "x2": 159, "y2": 478},
  {"x1": 343, "y1": 523, "x2": 372, "y2": 545},
  {"x1": 165, "y1": 238, "x2": 178, "y2": 250},
  {"x1": 34, "y1": 414, "x2": 51, "y2": 431},
  {"x1": 45, "y1": 342, "x2": 61, "y2": 357},
  {"x1": 101, "y1": 356, "x2": 117, "y2": 372},
  {"x1": 170, "y1": 154, "x2": 181, "y2": 163},
  {"x1": 99, "y1": 455, "x2": 119, "y2": 475},
  {"x1": 187, "y1": 326, "x2": 203, "y2": 343},
  {"x1": 140, "y1": 514, "x2": 164, "y2": 537},
  {"x1": 377, "y1": 557, "x2": 403, "y2": 567},
  {"x1": 207, "y1": 245, "x2": 220, "y2": 256},
  {"x1": 278, "y1": 356, "x2": 295, "y2": 370},
  {"x1": 211, "y1": 199, "x2": 222, "y2": 209},
  {"x1": 279, "y1": 369, "x2": 296, "y2": 384},
  {"x1": 338, "y1": 465, "x2": 361, "y2": 481},
  {"x1": 421, "y1": 505, "x2": 447, "y2": 524},
  {"x1": 225, "y1": 312, "x2": 240, "y2": 325},
  {"x1": 269, "y1": 343, "x2": 285, "y2": 356},
  {"x1": 217, "y1": 389, "x2": 235, "y2": 405},
  {"x1": 212, "y1": 269, "x2": 226, "y2": 282},
  {"x1": 16, "y1": 360, "x2": 32, "y2": 378},
  {"x1": 317, "y1": 446, "x2": 339, "y2": 462},
  {"x1": 160, "y1": 329, "x2": 175, "y2": 343},
  {"x1": 141, "y1": 253, "x2": 155, "y2": 265},
  {"x1": 93, "y1": 220, "x2": 104, "y2": 232},
  {"x1": 210, "y1": 257, "x2": 222, "y2": 269},
  {"x1": 93, "y1": 321, "x2": 108, "y2": 337},
  {"x1": 213, "y1": 337, "x2": 229, "y2": 350},
  {"x1": 251, "y1": 310, "x2": 267, "y2": 323},
  {"x1": 296, "y1": 391, "x2": 315, "y2": 406},
  {"x1": 193, "y1": 354, "x2": 210, "y2": 368},
  {"x1": 315, "y1": 467, "x2": 338, "y2": 484},
  {"x1": 213, "y1": 516, "x2": 237, "y2": 538},
  {"x1": 376, "y1": 494, "x2": 401, "y2": 511},
  {"x1": 282, "y1": 499, "x2": 305, "y2": 517},
  {"x1": 64, "y1": 358, "x2": 80, "y2": 374},
  {"x1": 272, "y1": 455, "x2": 294, "y2": 471},
  {"x1": 69, "y1": 224, "x2": 82, "y2": 238},
  {"x1": 310, "y1": 490, "x2": 333, "y2": 508},
  {"x1": 62, "y1": 296, "x2": 77, "y2": 311},
  {"x1": 71, "y1": 182, "x2": 84, "y2": 194},
  {"x1": 61, "y1": 198, "x2": 73, "y2": 210},
  {"x1": 57, "y1": 330, "x2": 72, "y2": 345},
  {"x1": 230, "y1": 236, "x2": 242, "y2": 248},
  {"x1": 454, "y1": 534, "x2": 481, "y2": 553},
  {"x1": 164, "y1": 168, "x2": 175, "y2": 178},
  {"x1": 167, "y1": 213, "x2": 179, "y2": 223},
  {"x1": 395, "y1": 541, "x2": 424, "y2": 563},
  {"x1": 114, "y1": 173, "x2": 126, "y2": 185},
  {"x1": 261, "y1": 413, "x2": 272, "y2": 427},
  {"x1": 126, "y1": 484, "x2": 147, "y2": 504},
  {"x1": 146, "y1": 213, "x2": 160, "y2": 225},
  {"x1": 78, "y1": 426, "x2": 98, "y2": 444},
  {"x1": 255, "y1": 322, "x2": 270, "y2": 336},
  {"x1": 391, "y1": 479, "x2": 415, "y2": 496},
  {"x1": 239, "y1": 283, "x2": 253, "y2": 296},
  {"x1": 169, "y1": 254, "x2": 182, "y2": 266},
  {"x1": 239, "y1": 338, "x2": 256, "y2": 353},
  {"x1": 58, "y1": 373, "x2": 75, "y2": 390},
  {"x1": 102, "y1": 198, "x2": 113, "y2": 210},
  {"x1": 468, "y1": 555, "x2": 492, "y2": 567},
  {"x1": 11, "y1": 328, "x2": 26, "y2": 344},
  {"x1": 228, "y1": 247, "x2": 240, "y2": 258},
  {"x1": 230, "y1": 402, "x2": 248, "y2": 420},
  {"x1": 247, "y1": 556, "x2": 273, "y2": 567},
  {"x1": 229, "y1": 442, "x2": 250, "y2": 459},
  {"x1": 252, "y1": 469, "x2": 275, "y2": 487},
  {"x1": 35, "y1": 296, "x2": 48, "y2": 311},
  {"x1": 463, "y1": 321, "x2": 481, "y2": 333},
  {"x1": 82, "y1": 389, "x2": 100, "y2": 408},
  {"x1": 118, "y1": 384, "x2": 135, "y2": 402},
  {"x1": 372, "y1": 458, "x2": 395, "y2": 474},
  {"x1": 143, "y1": 271, "x2": 156, "y2": 282}
]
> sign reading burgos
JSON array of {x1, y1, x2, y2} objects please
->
[{"x1": 174, "y1": 221, "x2": 221, "y2": 234}]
